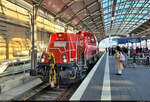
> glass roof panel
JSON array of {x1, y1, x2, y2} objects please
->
[{"x1": 102, "y1": 0, "x2": 150, "y2": 35}]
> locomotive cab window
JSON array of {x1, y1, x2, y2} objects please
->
[{"x1": 54, "y1": 41, "x2": 66, "y2": 47}]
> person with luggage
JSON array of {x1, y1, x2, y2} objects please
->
[{"x1": 115, "y1": 46, "x2": 124, "y2": 75}]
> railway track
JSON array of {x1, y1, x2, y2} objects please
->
[
  {"x1": 12, "y1": 81, "x2": 81, "y2": 101},
  {"x1": 10, "y1": 57, "x2": 98, "y2": 101}
]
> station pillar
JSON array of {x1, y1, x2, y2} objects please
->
[
  {"x1": 146, "y1": 39, "x2": 148, "y2": 48},
  {"x1": 30, "y1": 0, "x2": 43, "y2": 76},
  {"x1": 140, "y1": 40, "x2": 142, "y2": 48},
  {"x1": 131, "y1": 42, "x2": 133, "y2": 48},
  {"x1": 5, "y1": 37, "x2": 9, "y2": 59},
  {"x1": 30, "y1": 4, "x2": 37, "y2": 76}
]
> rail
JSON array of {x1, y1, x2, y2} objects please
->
[
  {"x1": 11, "y1": 82, "x2": 81, "y2": 101},
  {"x1": 11, "y1": 82, "x2": 50, "y2": 101}
]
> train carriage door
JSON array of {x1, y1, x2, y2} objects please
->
[
  {"x1": 69, "y1": 35, "x2": 75, "y2": 62},
  {"x1": 76, "y1": 36, "x2": 78, "y2": 61}
]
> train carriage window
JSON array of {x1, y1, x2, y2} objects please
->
[
  {"x1": 85, "y1": 35, "x2": 90, "y2": 40},
  {"x1": 91, "y1": 37, "x2": 95, "y2": 42}
]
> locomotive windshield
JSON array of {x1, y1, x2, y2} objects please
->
[{"x1": 54, "y1": 41, "x2": 66, "y2": 47}]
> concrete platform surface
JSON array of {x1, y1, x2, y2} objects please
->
[
  {"x1": 70, "y1": 52, "x2": 150, "y2": 101},
  {"x1": 0, "y1": 76, "x2": 42, "y2": 100}
]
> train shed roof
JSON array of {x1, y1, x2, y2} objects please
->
[
  {"x1": 23, "y1": 0, "x2": 150, "y2": 41},
  {"x1": 24, "y1": 0, "x2": 105, "y2": 40}
]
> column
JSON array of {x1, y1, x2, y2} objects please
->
[
  {"x1": 31, "y1": 4, "x2": 38, "y2": 72},
  {"x1": 146, "y1": 39, "x2": 148, "y2": 48},
  {"x1": 140, "y1": 40, "x2": 142, "y2": 48},
  {"x1": 5, "y1": 37, "x2": 9, "y2": 59}
]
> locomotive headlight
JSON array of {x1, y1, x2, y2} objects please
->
[
  {"x1": 41, "y1": 55, "x2": 46, "y2": 62},
  {"x1": 41, "y1": 58, "x2": 45, "y2": 62},
  {"x1": 62, "y1": 55, "x2": 67, "y2": 63},
  {"x1": 63, "y1": 59, "x2": 67, "y2": 63}
]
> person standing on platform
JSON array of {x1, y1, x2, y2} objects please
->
[
  {"x1": 145, "y1": 48, "x2": 149, "y2": 65},
  {"x1": 113, "y1": 47, "x2": 115, "y2": 56},
  {"x1": 128, "y1": 47, "x2": 130, "y2": 57},
  {"x1": 111, "y1": 47, "x2": 113, "y2": 56},
  {"x1": 133, "y1": 48, "x2": 136, "y2": 68},
  {"x1": 115, "y1": 46, "x2": 124, "y2": 75},
  {"x1": 130, "y1": 47, "x2": 133, "y2": 57},
  {"x1": 109, "y1": 47, "x2": 111, "y2": 56}
]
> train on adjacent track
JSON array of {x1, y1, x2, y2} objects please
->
[{"x1": 34, "y1": 31, "x2": 100, "y2": 87}]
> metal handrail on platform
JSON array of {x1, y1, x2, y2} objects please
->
[
  {"x1": 126, "y1": 57, "x2": 150, "y2": 66},
  {"x1": 0, "y1": 57, "x2": 31, "y2": 73},
  {"x1": 0, "y1": 57, "x2": 33, "y2": 77}
]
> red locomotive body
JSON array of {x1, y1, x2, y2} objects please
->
[
  {"x1": 48, "y1": 33, "x2": 77, "y2": 65},
  {"x1": 36, "y1": 31, "x2": 100, "y2": 86},
  {"x1": 77, "y1": 31, "x2": 99, "y2": 64}
]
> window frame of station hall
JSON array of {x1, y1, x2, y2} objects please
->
[{"x1": 0, "y1": 0, "x2": 77, "y2": 63}]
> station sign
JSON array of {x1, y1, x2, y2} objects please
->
[{"x1": 118, "y1": 38, "x2": 141, "y2": 44}]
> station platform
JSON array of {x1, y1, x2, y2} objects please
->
[{"x1": 70, "y1": 52, "x2": 150, "y2": 101}]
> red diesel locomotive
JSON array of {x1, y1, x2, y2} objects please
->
[{"x1": 36, "y1": 31, "x2": 100, "y2": 87}]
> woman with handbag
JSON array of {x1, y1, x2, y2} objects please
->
[{"x1": 115, "y1": 46, "x2": 124, "y2": 75}]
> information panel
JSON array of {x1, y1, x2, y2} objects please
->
[{"x1": 118, "y1": 38, "x2": 140, "y2": 44}]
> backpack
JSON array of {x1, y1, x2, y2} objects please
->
[{"x1": 120, "y1": 53, "x2": 125, "y2": 61}]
